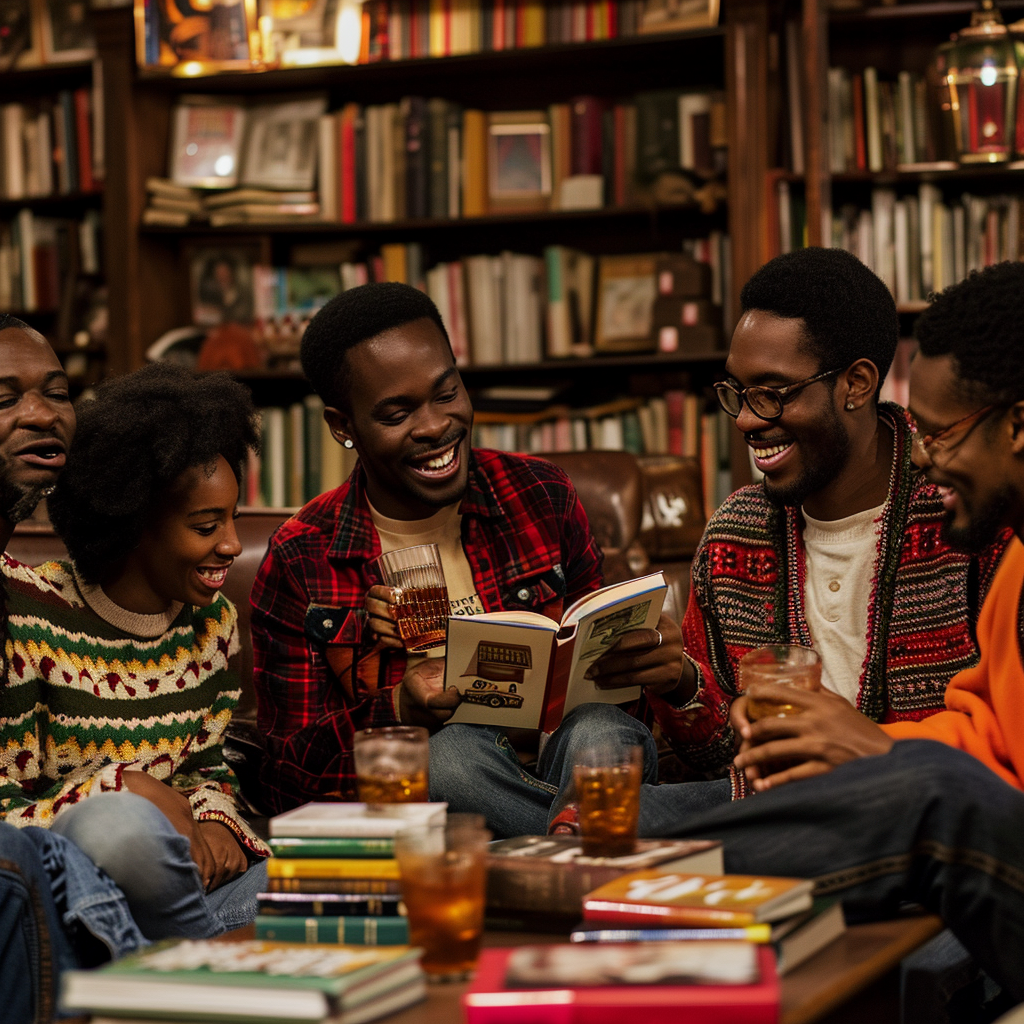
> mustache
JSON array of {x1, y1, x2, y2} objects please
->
[{"x1": 405, "y1": 429, "x2": 466, "y2": 462}]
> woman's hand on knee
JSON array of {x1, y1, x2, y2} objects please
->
[{"x1": 196, "y1": 821, "x2": 248, "y2": 891}]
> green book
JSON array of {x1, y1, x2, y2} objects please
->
[
  {"x1": 268, "y1": 836, "x2": 395, "y2": 859},
  {"x1": 59, "y1": 939, "x2": 423, "y2": 1023},
  {"x1": 255, "y1": 914, "x2": 410, "y2": 946}
]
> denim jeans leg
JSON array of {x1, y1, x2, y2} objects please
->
[
  {"x1": 665, "y1": 740, "x2": 1024, "y2": 1001},
  {"x1": 0, "y1": 822, "x2": 71, "y2": 1024},
  {"x1": 51, "y1": 792, "x2": 230, "y2": 940},
  {"x1": 204, "y1": 858, "x2": 268, "y2": 933},
  {"x1": 430, "y1": 723, "x2": 554, "y2": 838}
]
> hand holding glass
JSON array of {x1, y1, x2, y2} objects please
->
[
  {"x1": 373, "y1": 543, "x2": 450, "y2": 653},
  {"x1": 738, "y1": 645, "x2": 822, "y2": 722},
  {"x1": 352, "y1": 726, "x2": 430, "y2": 805}
]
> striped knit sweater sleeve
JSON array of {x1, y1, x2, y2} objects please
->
[{"x1": 0, "y1": 557, "x2": 267, "y2": 858}]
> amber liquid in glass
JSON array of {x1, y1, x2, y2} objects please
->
[
  {"x1": 393, "y1": 584, "x2": 449, "y2": 652},
  {"x1": 357, "y1": 770, "x2": 429, "y2": 805},
  {"x1": 744, "y1": 667, "x2": 821, "y2": 721},
  {"x1": 399, "y1": 851, "x2": 486, "y2": 977},
  {"x1": 574, "y1": 762, "x2": 641, "y2": 857}
]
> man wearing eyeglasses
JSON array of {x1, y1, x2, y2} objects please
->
[
  {"x1": 646, "y1": 247, "x2": 1009, "y2": 783},
  {"x1": 651, "y1": 259, "x2": 1024, "y2": 1007}
]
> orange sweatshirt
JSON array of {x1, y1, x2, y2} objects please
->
[{"x1": 883, "y1": 537, "x2": 1024, "y2": 790}]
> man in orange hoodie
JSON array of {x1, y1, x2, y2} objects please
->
[{"x1": 667, "y1": 262, "x2": 1024, "y2": 1002}]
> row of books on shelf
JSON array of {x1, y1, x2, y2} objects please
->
[
  {"x1": 826, "y1": 65, "x2": 949, "y2": 175},
  {"x1": 0, "y1": 208, "x2": 102, "y2": 313},
  {"x1": 830, "y1": 187, "x2": 1023, "y2": 306},
  {"x1": 246, "y1": 392, "x2": 732, "y2": 518},
  {"x1": 0, "y1": 80, "x2": 103, "y2": 201},
  {"x1": 154, "y1": 87, "x2": 726, "y2": 224},
  {"x1": 360, "y1": 0, "x2": 719, "y2": 64}
]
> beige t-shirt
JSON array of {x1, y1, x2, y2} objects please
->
[
  {"x1": 801, "y1": 501, "x2": 886, "y2": 705},
  {"x1": 369, "y1": 500, "x2": 485, "y2": 660}
]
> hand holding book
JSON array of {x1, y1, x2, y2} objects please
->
[{"x1": 587, "y1": 611, "x2": 686, "y2": 699}]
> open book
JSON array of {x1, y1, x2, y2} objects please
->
[{"x1": 444, "y1": 572, "x2": 667, "y2": 731}]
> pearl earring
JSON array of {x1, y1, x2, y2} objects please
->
[
  {"x1": 343, "y1": 438, "x2": 354, "y2": 449},
  {"x1": 845, "y1": 402, "x2": 855, "y2": 411}
]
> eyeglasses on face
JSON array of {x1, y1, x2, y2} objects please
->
[
  {"x1": 714, "y1": 368, "x2": 842, "y2": 421},
  {"x1": 911, "y1": 404, "x2": 998, "y2": 461}
]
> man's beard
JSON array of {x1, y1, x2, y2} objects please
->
[
  {"x1": 942, "y1": 486, "x2": 1015, "y2": 553},
  {"x1": 762, "y1": 406, "x2": 851, "y2": 509}
]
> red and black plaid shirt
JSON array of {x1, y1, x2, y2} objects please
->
[{"x1": 251, "y1": 448, "x2": 604, "y2": 813}]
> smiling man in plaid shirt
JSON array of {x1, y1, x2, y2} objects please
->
[{"x1": 250, "y1": 283, "x2": 710, "y2": 836}]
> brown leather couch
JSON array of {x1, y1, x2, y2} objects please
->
[{"x1": 7, "y1": 451, "x2": 706, "y2": 810}]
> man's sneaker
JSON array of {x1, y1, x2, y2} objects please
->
[{"x1": 547, "y1": 804, "x2": 581, "y2": 836}]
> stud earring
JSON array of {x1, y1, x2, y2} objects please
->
[
  {"x1": 343, "y1": 438, "x2": 354, "y2": 449},
  {"x1": 845, "y1": 402, "x2": 855, "y2": 411}
]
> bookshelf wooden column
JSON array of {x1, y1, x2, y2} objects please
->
[{"x1": 802, "y1": 0, "x2": 830, "y2": 248}]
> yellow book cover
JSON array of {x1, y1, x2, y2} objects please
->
[
  {"x1": 430, "y1": 0, "x2": 449, "y2": 56},
  {"x1": 267, "y1": 858, "x2": 402, "y2": 881},
  {"x1": 522, "y1": 1, "x2": 545, "y2": 46},
  {"x1": 381, "y1": 243, "x2": 409, "y2": 284},
  {"x1": 582, "y1": 870, "x2": 814, "y2": 928},
  {"x1": 462, "y1": 109, "x2": 488, "y2": 217}
]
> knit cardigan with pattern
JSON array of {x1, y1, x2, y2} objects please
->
[
  {"x1": 648, "y1": 404, "x2": 1011, "y2": 774},
  {"x1": 0, "y1": 557, "x2": 267, "y2": 858}
]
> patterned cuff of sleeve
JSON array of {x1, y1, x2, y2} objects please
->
[
  {"x1": 728, "y1": 763, "x2": 755, "y2": 801},
  {"x1": 655, "y1": 654, "x2": 706, "y2": 710},
  {"x1": 190, "y1": 790, "x2": 270, "y2": 857}
]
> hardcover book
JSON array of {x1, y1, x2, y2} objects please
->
[
  {"x1": 266, "y1": 859, "x2": 401, "y2": 882},
  {"x1": 269, "y1": 802, "x2": 447, "y2": 839},
  {"x1": 582, "y1": 870, "x2": 814, "y2": 928},
  {"x1": 463, "y1": 943, "x2": 778, "y2": 1023},
  {"x1": 258, "y1": 893, "x2": 406, "y2": 918},
  {"x1": 444, "y1": 572, "x2": 667, "y2": 731},
  {"x1": 255, "y1": 914, "x2": 410, "y2": 946},
  {"x1": 486, "y1": 836, "x2": 724, "y2": 919}
]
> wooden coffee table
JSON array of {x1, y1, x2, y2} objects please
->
[{"x1": 384, "y1": 915, "x2": 943, "y2": 1024}]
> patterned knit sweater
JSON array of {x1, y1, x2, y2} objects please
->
[
  {"x1": 0, "y1": 557, "x2": 267, "y2": 858},
  {"x1": 648, "y1": 405, "x2": 1012, "y2": 774}
]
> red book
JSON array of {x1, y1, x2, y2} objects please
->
[
  {"x1": 493, "y1": 0, "x2": 506, "y2": 49},
  {"x1": 73, "y1": 88, "x2": 94, "y2": 193},
  {"x1": 339, "y1": 103, "x2": 358, "y2": 224},
  {"x1": 606, "y1": 0, "x2": 616, "y2": 38},
  {"x1": 515, "y1": 0, "x2": 525, "y2": 46},
  {"x1": 586, "y1": 0, "x2": 595, "y2": 40},
  {"x1": 570, "y1": 95, "x2": 606, "y2": 175},
  {"x1": 852, "y1": 73, "x2": 867, "y2": 171},
  {"x1": 463, "y1": 945, "x2": 779, "y2": 1023},
  {"x1": 409, "y1": 0, "x2": 420, "y2": 56}
]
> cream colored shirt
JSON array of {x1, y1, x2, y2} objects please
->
[{"x1": 801, "y1": 501, "x2": 886, "y2": 705}]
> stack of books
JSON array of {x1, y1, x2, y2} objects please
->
[
  {"x1": 257, "y1": 802, "x2": 447, "y2": 947},
  {"x1": 141, "y1": 178, "x2": 320, "y2": 227},
  {"x1": 60, "y1": 938, "x2": 426, "y2": 1024}
]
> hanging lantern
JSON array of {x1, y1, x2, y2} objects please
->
[{"x1": 942, "y1": 0, "x2": 1018, "y2": 163}]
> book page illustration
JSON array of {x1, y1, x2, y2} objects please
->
[{"x1": 576, "y1": 600, "x2": 652, "y2": 664}]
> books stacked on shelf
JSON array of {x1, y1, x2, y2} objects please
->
[
  {"x1": 825, "y1": 65, "x2": 953, "y2": 174},
  {"x1": 463, "y1": 941, "x2": 778, "y2": 1022},
  {"x1": 143, "y1": 178, "x2": 321, "y2": 227},
  {"x1": 0, "y1": 86, "x2": 102, "y2": 199},
  {"x1": 830, "y1": 188, "x2": 1022, "y2": 306},
  {"x1": 579, "y1": 868, "x2": 846, "y2": 976},
  {"x1": 362, "y1": 0, "x2": 720, "y2": 65},
  {"x1": 60, "y1": 938, "x2": 426, "y2": 1024},
  {"x1": 315, "y1": 88, "x2": 726, "y2": 223},
  {"x1": 258, "y1": 803, "x2": 447, "y2": 946}
]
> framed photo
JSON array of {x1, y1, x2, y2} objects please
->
[
  {"x1": 134, "y1": 0, "x2": 255, "y2": 69},
  {"x1": 487, "y1": 111, "x2": 551, "y2": 213},
  {"x1": 170, "y1": 99, "x2": 247, "y2": 188},
  {"x1": 0, "y1": 0, "x2": 42, "y2": 71},
  {"x1": 241, "y1": 97, "x2": 326, "y2": 190},
  {"x1": 39, "y1": 0, "x2": 95, "y2": 62},
  {"x1": 187, "y1": 242, "x2": 261, "y2": 326},
  {"x1": 639, "y1": 0, "x2": 720, "y2": 35},
  {"x1": 594, "y1": 253, "x2": 659, "y2": 353}
]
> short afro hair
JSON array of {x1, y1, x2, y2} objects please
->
[
  {"x1": 740, "y1": 247, "x2": 899, "y2": 394},
  {"x1": 48, "y1": 363, "x2": 260, "y2": 584},
  {"x1": 300, "y1": 282, "x2": 449, "y2": 409},
  {"x1": 915, "y1": 261, "x2": 1024, "y2": 405}
]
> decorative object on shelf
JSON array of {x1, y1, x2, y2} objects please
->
[
  {"x1": 486, "y1": 112, "x2": 553, "y2": 213},
  {"x1": 170, "y1": 98, "x2": 247, "y2": 187},
  {"x1": 241, "y1": 96, "x2": 327, "y2": 190},
  {"x1": 268, "y1": 0, "x2": 362, "y2": 67},
  {"x1": 134, "y1": 0, "x2": 259, "y2": 70},
  {"x1": 39, "y1": 0, "x2": 95, "y2": 62},
  {"x1": 594, "y1": 253, "x2": 659, "y2": 353},
  {"x1": 0, "y1": 0, "x2": 42, "y2": 70},
  {"x1": 937, "y1": 0, "x2": 1018, "y2": 164},
  {"x1": 638, "y1": 0, "x2": 719, "y2": 35},
  {"x1": 188, "y1": 242, "x2": 258, "y2": 326}
]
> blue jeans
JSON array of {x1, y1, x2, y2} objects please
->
[
  {"x1": 656, "y1": 739, "x2": 1024, "y2": 1001},
  {"x1": 0, "y1": 822, "x2": 146, "y2": 1024},
  {"x1": 51, "y1": 792, "x2": 267, "y2": 940},
  {"x1": 429, "y1": 703, "x2": 732, "y2": 838}
]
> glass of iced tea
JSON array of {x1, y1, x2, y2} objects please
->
[
  {"x1": 394, "y1": 813, "x2": 491, "y2": 981},
  {"x1": 573, "y1": 744, "x2": 643, "y2": 857},
  {"x1": 738, "y1": 645, "x2": 822, "y2": 721},
  {"x1": 353, "y1": 725, "x2": 430, "y2": 805},
  {"x1": 374, "y1": 543, "x2": 450, "y2": 653}
]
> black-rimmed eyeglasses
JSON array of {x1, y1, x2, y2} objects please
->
[{"x1": 714, "y1": 368, "x2": 842, "y2": 421}]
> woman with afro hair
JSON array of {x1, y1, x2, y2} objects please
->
[{"x1": 0, "y1": 362, "x2": 269, "y2": 941}]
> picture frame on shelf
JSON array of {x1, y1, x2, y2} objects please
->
[
  {"x1": 241, "y1": 96, "x2": 326, "y2": 190},
  {"x1": 638, "y1": 0, "x2": 720, "y2": 35},
  {"x1": 134, "y1": 0, "x2": 256, "y2": 70},
  {"x1": 187, "y1": 241, "x2": 261, "y2": 327},
  {"x1": 594, "y1": 253, "x2": 659, "y2": 353},
  {"x1": 39, "y1": 0, "x2": 95, "y2": 62},
  {"x1": 487, "y1": 111, "x2": 552, "y2": 213},
  {"x1": 170, "y1": 99, "x2": 247, "y2": 189},
  {"x1": 0, "y1": 0, "x2": 43, "y2": 70}
]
